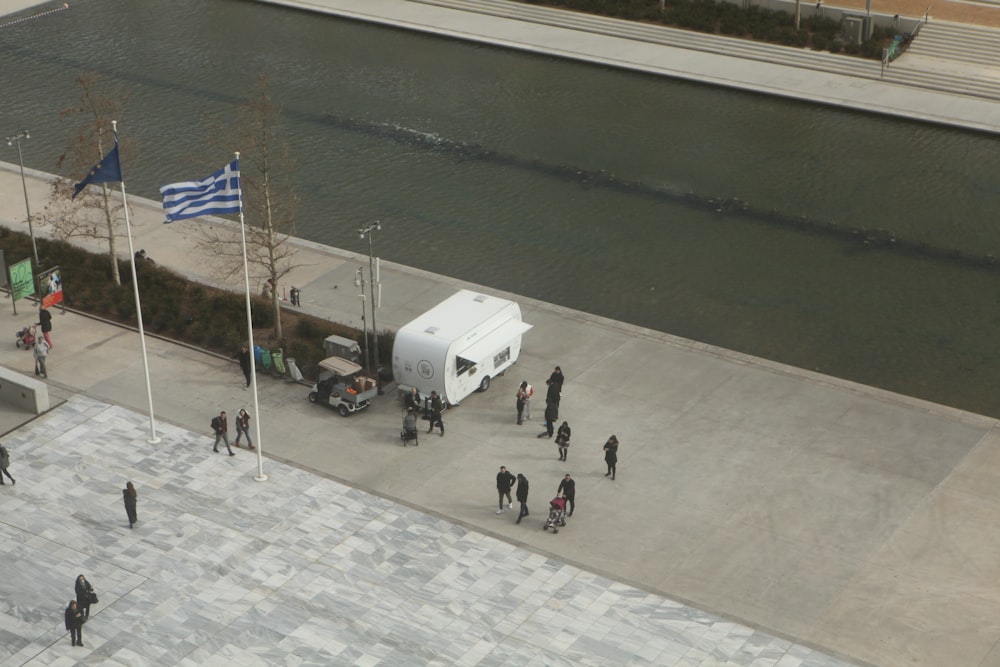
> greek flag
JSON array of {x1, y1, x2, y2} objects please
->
[{"x1": 160, "y1": 160, "x2": 241, "y2": 223}]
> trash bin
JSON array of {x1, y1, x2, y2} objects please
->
[
  {"x1": 272, "y1": 349, "x2": 286, "y2": 375},
  {"x1": 286, "y1": 357, "x2": 304, "y2": 382}
]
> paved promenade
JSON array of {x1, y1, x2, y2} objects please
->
[
  {"x1": 3, "y1": 159, "x2": 1000, "y2": 667},
  {"x1": 4, "y1": 2, "x2": 1000, "y2": 666}
]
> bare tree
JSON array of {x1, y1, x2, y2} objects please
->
[
  {"x1": 198, "y1": 72, "x2": 299, "y2": 341},
  {"x1": 41, "y1": 72, "x2": 129, "y2": 286}
]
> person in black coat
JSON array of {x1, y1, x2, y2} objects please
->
[
  {"x1": 496, "y1": 465, "x2": 516, "y2": 514},
  {"x1": 123, "y1": 481, "x2": 138, "y2": 528},
  {"x1": 603, "y1": 435, "x2": 619, "y2": 480},
  {"x1": 537, "y1": 379, "x2": 561, "y2": 439},
  {"x1": 548, "y1": 366, "x2": 564, "y2": 389},
  {"x1": 38, "y1": 306, "x2": 53, "y2": 348},
  {"x1": 557, "y1": 473, "x2": 576, "y2": 516},
  {"x1": 75, "y1": 574, "x2": 94, "y2": 618},
  {"x1": 65, "y1": 600, "x2": 83, "y2": 646},
  {"x1": 427, "y1": 391, "x2": 444, "y2": 436},
  {"x1": 404, "y1": 387, "x2": 422, "y2": 414},
  {"x1": 515, "y1": 473, "x2": 530, "y2": 524},
  {"x1": 555, "y1": 422, "x2": 571, "y2": 461},
  {"x1": 238, "y1": 344, "x2": 252, "y2": 389}
]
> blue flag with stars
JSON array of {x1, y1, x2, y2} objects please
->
[{"x1": 72, "y1": 143, "x2": 122, "y2": 199}]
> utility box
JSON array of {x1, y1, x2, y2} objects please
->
[
  {"x1": 842, "y1": 15, "x2": 867, "y2": 43},
  {"x1": 324, "y1": 335, "x2": 362, "y2": 364}
]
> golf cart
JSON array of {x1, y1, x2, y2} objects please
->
[{"x1": 308, "y1": 357, "x2": 377, "y2": 416}]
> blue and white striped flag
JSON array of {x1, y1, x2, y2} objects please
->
[{"x1": 160, "y1": 159, "x2": 241, "y2": 223}]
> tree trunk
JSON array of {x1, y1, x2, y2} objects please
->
[{"x1": 101, "y1": 183, "x2": 121, "y2": 286}]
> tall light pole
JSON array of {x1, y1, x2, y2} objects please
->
[
  {"x1": 354, "y1": 266, "x2": 371, "y2": 373},
  {"x1": 6, "y1": 130, "x2": 40, "y2": 272},
  {"x1": 358, "y1": 220, "x2": 381, "y2": 392}
]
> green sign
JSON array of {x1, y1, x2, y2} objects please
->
[{"x1": 9, "y1": 258, "x2": 34, "y2": 301}]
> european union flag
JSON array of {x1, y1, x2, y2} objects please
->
[{"x1": 72, "y1": 144, "x2": 122, "y2": 199}]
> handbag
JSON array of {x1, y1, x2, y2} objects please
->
[{"x1": 88, "y1": 590, "x2": 99, "y2": 604}]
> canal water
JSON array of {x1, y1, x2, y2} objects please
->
[{"x1": 3, "y1": 0, "x2": 1000, "y2": 415}]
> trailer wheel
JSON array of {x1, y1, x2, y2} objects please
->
[
  {"x1": 338, "y1": 404, "x2": 350, "y2": 417},
  {"x1": 477, "y1": 375, "x2": 491, "y2": 392},
  {"x1": 308, "y1": 392, "x2": 318, "y2": 403}
]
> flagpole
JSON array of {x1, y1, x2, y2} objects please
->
[
  {"x1": 235, "y1": 152, "x2": 267, "y2": 482},
  {"x1": 112, "y1": 120, "x2": 160, "y2": 444}
]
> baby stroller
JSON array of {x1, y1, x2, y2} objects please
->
[
  {"x1": 400, "y1": 409, "x2": 419, "y2": 447},
  {"x1": 15, "y1": 325, "x2": 35, "y2": 350},
  {"x1": 543, "y1": 496, "x2": 567, "y2": 534}
]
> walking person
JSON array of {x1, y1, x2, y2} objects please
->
[
  {"x1": 555, "y1": 421, "x2": 571, "y2": 461},
  {"x1": 603, "y1": 435, "x2": 619, "y2": 480},
  {"x1": 496, "y1": 465, "x2": 516, "y2": 514},
  {"x1": 33, "y1": 336, "x2": 49, "y2": 378},
  {"x1": 548, "y1": 366, "x2": 564, "y2": 389},
  {"x1": 75, "y1": 574, "x2": 94, "y2": 619},
  {"x1": 211, "y1": 411, "x2": 235, "y2": 456},
  {"x1": 558, "y1": 473, "x2": 576, "y2": 517},
  {"x1": 515, "y1": 384, "x2": 527, "y2": 425},
  {"x1": 238, "y1": 344, "x2": 252, "y2": 389},
  {"x1": 234, "y1": 409, "x2": 254, "y2": 450},
  {"x1": 0, "y1": 442, "x2": 14, "y2": 485},
  {"x1": 515, "y1": 473, "x2": 529, "y2": 524},
  {"x1": 65, "y1": 599, "x2": 84, "y2": 647},
  {"x1": 123, "y1": 481, "x2": 138, "y2": 528},
  {"x1": 37, "y1": 305, "x2": 53, "y2": 348},
  {"x1": 522, "y1": 381, "x2": 534, "y2": 420},
  {"x1": 426, "y1": 391, "x2": 444, "y2": 436}
]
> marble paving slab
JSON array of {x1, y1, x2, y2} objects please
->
[{"x1": 0, "y1": 395, "x2": 857, "y2": 666}]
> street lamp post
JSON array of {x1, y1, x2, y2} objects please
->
[
  {"x1": 6, "y1": 130, "x2": 40, "y2": 272},
  {"x1": 358, "y1": 220, "x2": 381, "y2": 392},
  {"x1": 354, "y1": 266, "x2": 371, "y2": 373}
]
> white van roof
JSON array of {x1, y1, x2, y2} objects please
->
[{"x1": 401, "y1": 290, "x2": 519, "y2": 341}]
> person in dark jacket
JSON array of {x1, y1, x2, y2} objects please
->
[
  {"x1": 123, "y1": 481, "x2": 138, "y2": 528},
  {"x1": 548, "y1": 366, "x2": 564, "y2": 389},
  {"x1": 75, "y1": 574, "x2": 94, "y2": 618},
  {"x1": 515, "y1": 473, "x2": 529, "y2": 524},
  {"x1": 604, "y1": 435, "x2": 619, "y2": 480},
  {"x1": 558, "y1": 473, "x2": 576, "y2": 517},
  {"x1": 427, "y1": 391, "x2": 444, "y2": 436},
  {"x1": 211, "y1": 411, "x2": 235, "y2": 456},
  {"x1": 234, "y1": 409, "x2": 254, "y2": 450},
  {"x1": 404, "y1": 387, "x2": 422, "y2": 414},
  {"x1": 65, "y1": 600, "x2": 83, "y2": 646},
  {"x1": 515, "y1": 383, "x2": 527, "y2": 425},
  {"x1": 238, "y1": 344, "x2": 252, "y2": 389},
  {"x1": 496, "y1": 465, "x2": 516, "y2": 514},
  {"x1": 555, "y1": 422, "x2": 571, "y2": 461},
  {"x1": 537, "y1": 379, "x2": 560, "y2": 438},
  {"x1": 37, "y1": 305, "x2": 53, "y2": 348}
]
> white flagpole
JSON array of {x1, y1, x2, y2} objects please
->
[
  {"x1": 112, "y1": 120, "x2": 160, "y2": 444},
  {"x1": 235, "y1": 152, "x2": 267, "y2": 482}
]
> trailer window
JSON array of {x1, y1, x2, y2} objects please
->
[
  {"x1": 494, "y1": 347, "x2": 510, "y2": 367},
  {"x1": 456, "y1": 356, "x2": 476, "y2": 377}
]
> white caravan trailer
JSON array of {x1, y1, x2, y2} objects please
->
[{"x1": 392, "y1": 290, "x2": 532, "y2": 406}]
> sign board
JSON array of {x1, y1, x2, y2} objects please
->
[
  {"x1": 9, "y1": 258, "x2": 34, "y2": 302},
  {"x1": 38, "y1": 266, "x2": 63, "y2": 308}
]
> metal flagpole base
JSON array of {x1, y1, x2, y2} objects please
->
[
  {"x1": 147, "y1": 436, "x2": 162, "y2": 445},
  {"x1": 254, "y1": 473, "x2": 269, "y2": 482}
]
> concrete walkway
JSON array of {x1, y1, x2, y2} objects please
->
[
  {"x1": 3, "y1": 160, "x2": 1000, "y2": 666},
  {"x1": 252, "y1": 0, "x2": 1000, "y2": 133}
]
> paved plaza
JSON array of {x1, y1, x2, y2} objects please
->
[{"x1": 0, "y1": 395, "x2": 854, "y2": 666}]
